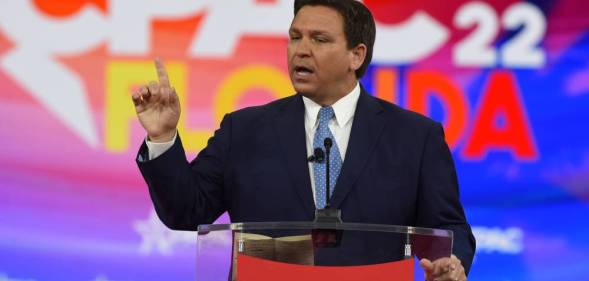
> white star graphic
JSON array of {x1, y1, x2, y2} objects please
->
[
  {"x1": 133, "y1": 210, "x2": 176, "y2": 256},
  {"x1": 0, "y1": 1, "x2": 104, "y2": 148},
  {"x1": 1, "y1": 50, "x2": 99, "y2": 147}
]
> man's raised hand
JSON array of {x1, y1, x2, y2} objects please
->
[{"x1": 131, "y1": 58, "x2": 180, "y2": 142}]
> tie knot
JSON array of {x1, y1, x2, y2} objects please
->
[{"x1": 318, "y1": 106, "x2": 335, "y2": 124}]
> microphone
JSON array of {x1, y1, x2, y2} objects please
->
[
  {"x1": 312, "y1": 137, "x2": 342, "y2": 248},
  {"x1": 324, "y1": 138, "x2": 333, "y2": 149},
  {"x1": 324, "y1": 138, "x2": 332, "y2": 209},
  {"x1": 307, "y1": 148, "x2": 325, "y2": 163}
]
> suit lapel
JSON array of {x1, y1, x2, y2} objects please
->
[
  {"x1": 331, "y1": 90, "x2": 386, "y2": 208},
  {"x1": 273, "y1": 95, "x2": 316, "y2": 217}
]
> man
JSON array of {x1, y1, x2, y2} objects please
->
[{"x1": 132, "y1": 0, "x2": 475, "y2": 280}]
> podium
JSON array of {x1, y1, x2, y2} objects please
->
[{"x1": 195, "y1": 221, "x2": 453, "y2": 280}]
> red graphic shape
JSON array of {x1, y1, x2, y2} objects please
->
[
  {"x1": 237, "y1": 255, "x2": 414, "y2": 281},
  {"x1": 463, "y1": 70, "x2": 538, "y2": 160},
  {"x1": 33, "y1": 0, "x2": 107, "y2": 17}
]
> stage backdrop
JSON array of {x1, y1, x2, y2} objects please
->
[{"x1": 1, "y1": 0, "x2": 588, "y2": 280}]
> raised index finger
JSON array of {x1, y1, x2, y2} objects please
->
[{"x1": 154, "y1": 58, "x2": 170, "y2": 87}]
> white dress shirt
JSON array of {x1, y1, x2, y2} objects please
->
[{"x1": 146, "y1": 82, "x2": 361, "y2": 204}]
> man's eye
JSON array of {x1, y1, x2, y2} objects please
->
[
  {"x1": 290, "y1": 36, "x2": 301, "y2": 41},
  {"x1": 314, "y1": 37, "x2": 328, "y2": 43}
]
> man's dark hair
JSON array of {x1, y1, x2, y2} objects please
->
[{"x1": 294, "y1": 0, "x2": 376, "y2": 78}]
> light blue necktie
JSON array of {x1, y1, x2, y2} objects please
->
[{"x1": 313, "y1": 106, "x2": 343, "y2": 209}]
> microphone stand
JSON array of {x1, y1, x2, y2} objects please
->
[
  {"x1": 312, "y1": 138, "x2": 342, "y2": 248},
  {"x1": 324, "y1": 138, "x2": 332, "y2": 209}
]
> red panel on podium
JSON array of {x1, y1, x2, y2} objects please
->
[{"x1": 236, "y1": 255, "x2": 414, "y2": 281}]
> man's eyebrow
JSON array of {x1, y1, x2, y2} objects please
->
[
  {"x1": 289, "y1": 27, "x2": 300, "y2": 34},
  {"x1": 288, "y1": 28, "x2": 332, "y2": 36},
  {"x1": 309, "y1": 30, "x2": 331, "y2": 36}
]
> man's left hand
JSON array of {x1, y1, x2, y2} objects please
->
[{"x1": 419, "y1": 254, "x2": 466, "y2": 281}]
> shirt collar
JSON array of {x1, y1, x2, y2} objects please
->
[{"x1": 302, "y1": 82, "x2": 361, "y2": 128}]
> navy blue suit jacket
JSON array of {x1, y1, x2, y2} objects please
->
[{"x1": 137, "y1": 89, "x2": 475, "y2": 273}]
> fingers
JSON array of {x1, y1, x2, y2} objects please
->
[
  {"x1": 140, "y1": 85, "x2": 151, "y2": 100},
  {"x1": 131, "y1": 92, "x2": 142, "y2": 106},
  {"x1": 155, "y1": 57, "x2": 170, "y2": 87},
  {"x1": 449, "y1": 264, "x2": 465, "y2": 281},
  {"x1": 423, "y1": 256, "x2": 466, "y2": 281},
  {"x1": 148, "y1": 81, "x2": 159, "y2": 95},
  {"x1": 447, "y1": 255, "x2": 465, "y2": 281},
  {"x1": 419, "y1": 259, "x2": 434, "y2": 281},
  {"x1": 131, "y1": 58, "x2": 175, "y2": 110},
  {"x1": 427, "y1": 257, "x2": 450, "y2": 277},
  {"x1": 132, "y1": 86, "x2": 150, "y2": 107},
  {"x1": 419, "y1": 258, "x2": 434, "y2": 272},
  {"x1": 436, "y1": 265, "x2": 465, "y2": 281},
  {"x1": 168, "y1": 86, "x2": 179, "y2": 106},
  {"x1": 438, "y1": 257, "x2": 453, "y2": 275}
]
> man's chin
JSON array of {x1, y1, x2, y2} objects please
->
[{"x1": 292, "y1": 83, "x2": 317, "y2": 96}]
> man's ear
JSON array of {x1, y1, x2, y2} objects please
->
[{"x1": 350, "y1": 43, "x2": 367, "y2": 72}]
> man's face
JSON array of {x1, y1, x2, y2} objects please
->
[{"x1": 287, "y1": 5, "x2": 360, "y2": 103}]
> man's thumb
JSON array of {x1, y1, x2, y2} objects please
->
[{"x1": 419, "y1": 258, "x2": 434, "y2": 272}]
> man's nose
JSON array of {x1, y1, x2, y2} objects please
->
[{"x1": 294, "y1": 38, "x2": 311, "y2": 57}]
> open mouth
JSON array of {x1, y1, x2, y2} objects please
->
[{"x1": 294, "y1": 66, "x2": 314, "y2": 77}]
